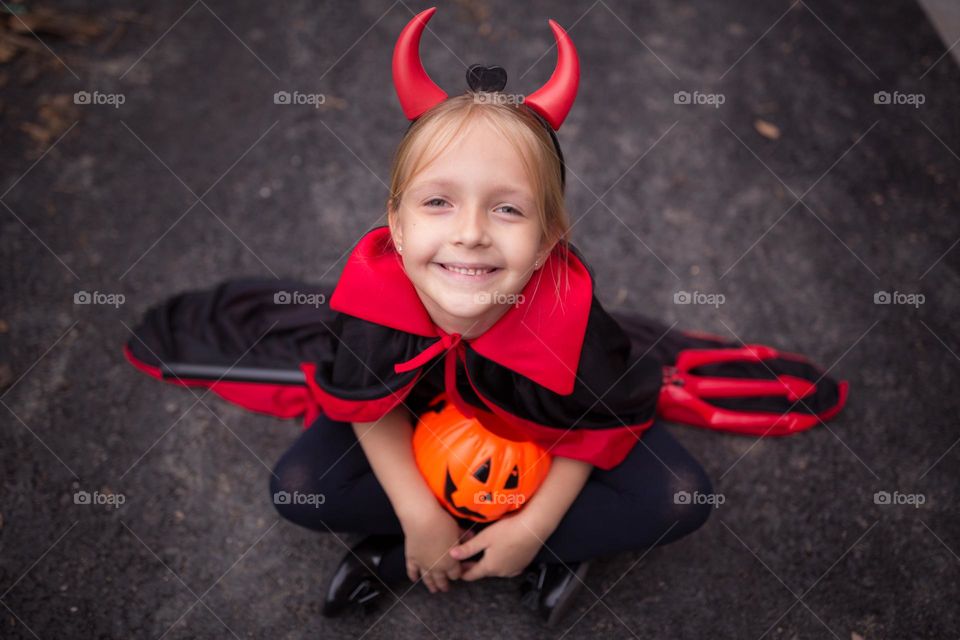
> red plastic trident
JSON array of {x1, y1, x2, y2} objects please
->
[{"x1": 657, "y1": 345, "x2": 849, "y2": 436}]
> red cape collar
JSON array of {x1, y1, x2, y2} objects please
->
[{"x1": 328, "y1": 226, "x2": 593, "y2": 396}]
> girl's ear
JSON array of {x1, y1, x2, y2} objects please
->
[{"x1": 387, "y1": 206, "x2": 403, "y2": 249}]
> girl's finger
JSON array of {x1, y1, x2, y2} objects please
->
[
  {"x1": 461, "y1": 561, "x2": 486, "y2": 582},
  {"x1": 406, "y1": 561, "x2": 419, "y2": 583},
  {"x1": 421, "y1": 572, "x2": 437, "y2": 594},
  {"x1": 432, "y1": 573, "x2": 450, "y2": 592}
]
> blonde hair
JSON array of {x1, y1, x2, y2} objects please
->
[{"x1": 384, "y1": 92, "x2": 574, "y2": 296}]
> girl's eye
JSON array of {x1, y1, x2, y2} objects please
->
[{"x1": 422, "y1": 199, "x2": 523, "y2": 216}]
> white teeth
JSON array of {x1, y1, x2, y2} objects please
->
[{"x1": 443, "y1": 264, "x2": 493, "y2": 276}]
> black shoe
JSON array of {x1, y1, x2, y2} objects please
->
[
  {"x1": 518, "y1": 560, "x2": 591, "y2": 627},
  {"x1": 322, "y1": 534, "x2": 401, "y2": 618}
]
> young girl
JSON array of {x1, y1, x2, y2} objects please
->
[
  {"x1": 269, "y1": 8, "x2": 714, "y2": 626},
  {"x1": 124, "y1": 7, "x2": 846, "y2": 628}
]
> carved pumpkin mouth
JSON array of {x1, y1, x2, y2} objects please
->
[{"x1": 444, "y1": 467, "x2": 488, "y2": 520}]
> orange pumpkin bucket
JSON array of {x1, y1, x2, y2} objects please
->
[{"x1": 413, "y1": 393, "x2": 552, "y2": 522}]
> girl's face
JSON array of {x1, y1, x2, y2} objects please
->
[{"x1": 389, "y1": 119, "x2": 550, "y2": 339}]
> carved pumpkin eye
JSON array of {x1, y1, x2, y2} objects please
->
[
  {"x1": 473, "y1": 458, "x2": 491, "y2": 483},
  {"x1": 504, "y1": 465, "x2": 519, "y2": 489}
]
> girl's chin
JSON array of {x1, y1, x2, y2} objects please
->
[
  {"x1": 433, "y1": 299, "x2": 495, "y2": 319},
  {"x1": 429, "y1": 290, "x2": 503, "y2": 317}
]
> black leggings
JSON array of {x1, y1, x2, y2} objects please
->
[{"x1": 270, "y1": 415, "x2": 714, "y2": 583}]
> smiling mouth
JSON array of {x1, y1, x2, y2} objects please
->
[
  {"x1": 434, "y1": 263, "x2": 501, "y2": 277},
  {"x1": 437, "y1": 262, "x2": 499, "y2": 276}
]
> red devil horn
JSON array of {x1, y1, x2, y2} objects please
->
[
  {"x1": 393, "y1": 7, "x2": 448, "y2": 120},
  {"x1": 523, "y1": 19, "x2": 580, "y2": 131}
]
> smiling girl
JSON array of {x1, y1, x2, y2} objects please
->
[
  {"x1": 267, "y1": 9, "x2": 714, "y2": 627},
  {"x1": 123, "y1": 6, "x2": 848, "y2": 630}
]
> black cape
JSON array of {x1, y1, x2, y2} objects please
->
[{"x1": 124, "y1": 226, "x2": 848, "y2": 470}]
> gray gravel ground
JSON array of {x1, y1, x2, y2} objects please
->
[{"x1": 1, "y1": 1, "x2": 959, "y2": 638}]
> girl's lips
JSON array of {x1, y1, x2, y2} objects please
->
[{"x1": 433, "y1": 262, "x2": 501, "y2": 284}]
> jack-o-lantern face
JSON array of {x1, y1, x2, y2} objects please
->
[{"x1": 413, "y1": 394, "x2": 551, "y2": 522}]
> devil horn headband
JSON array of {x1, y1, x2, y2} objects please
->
[{"x1": 392, "y1": 6, "x2": 580, "y2": 130}]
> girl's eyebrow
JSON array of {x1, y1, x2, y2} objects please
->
[
  {"x1": 413, "y1": 178, "x2": 533, "y2": 200},
  {"x1": 413, "y1": 178, "x2": 458, "y2": 191}
]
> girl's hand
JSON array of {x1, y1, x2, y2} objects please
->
[
  {"x1": 400, "y1": 505, "x2": 465, "y2": 594},
  {"x1": 447, "y1": 512, "x2": 544, "y2": 581}
]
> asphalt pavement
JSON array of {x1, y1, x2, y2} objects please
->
[{"x1": 1, "y1": 1, "x2": 958, "y2": 638}]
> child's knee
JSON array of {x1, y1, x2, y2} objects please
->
[
  {"x1": 667, "y1": 462, "x2": 714, "y2": 535},
  {"x1": 269, "y1": 457, "x2": 336, "y2": 524}
]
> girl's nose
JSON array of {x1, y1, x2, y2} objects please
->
[{"x1": 454, "y1": 205, "x2": 489, "y2": 247}]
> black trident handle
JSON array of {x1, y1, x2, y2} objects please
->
[{"x1": 160, "y1": 362, "x2": 306, "y2": 385}]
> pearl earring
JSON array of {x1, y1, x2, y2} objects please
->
[{"x1": 397, "y1": 244, "x2": 403, "y2": 254}]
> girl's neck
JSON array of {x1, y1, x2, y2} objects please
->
[{"x1": 422, "y1": 299, "x2": 511, "y2": 340}]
